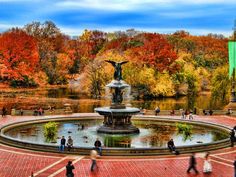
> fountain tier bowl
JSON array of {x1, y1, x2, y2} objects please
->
[
  {"x1": 95, "y1": 107, "x2": 140, "y2": 116},
  {"x1": 95, "y1": 107, "x2": 140, "y2": 134}
]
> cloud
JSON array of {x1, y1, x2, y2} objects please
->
[
  {"x1": 56, "y1": 0, "x2": 236, "y2": 11},
  {"x1": 159, "y1": 6, "x2": 227, "y2": 19},
  {"x1": 0, "y1": 23, "x2": 23, "y2": 32},
  {"x1": 0, "y1": 0, "x2": 39, "y2": 2}
]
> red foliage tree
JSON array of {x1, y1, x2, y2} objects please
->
[
  {"x1": 185, "y1": 35, "x2": 228, "y2": 68},
  {"x1": 127, "y1": 33, "x2": 178, "y2": 73},
  {"x1": 103, "y1": 36, "x2": 129, "y2": 52},
  {"x1": 78, "y1": 30, "x2": 106, "y2": 59},
  {"x1": 0, "y1": 28, "x2": 39, "y2": 80}
]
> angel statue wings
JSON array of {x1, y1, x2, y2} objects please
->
[{"x1": 105, "y1": 60, "x2": 129, "y2": 81}]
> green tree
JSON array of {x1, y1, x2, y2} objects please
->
[{"x1": 211, "y1": 65, "x2": 230, "y2": 101}]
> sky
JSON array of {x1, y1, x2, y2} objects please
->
[{"x1": 0, "y1": 0, "x2": 236, "y2": 37}]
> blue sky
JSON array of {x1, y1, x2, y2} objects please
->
[{"x1": 0, "y1": 0, "x2": 236, "y2": 36}]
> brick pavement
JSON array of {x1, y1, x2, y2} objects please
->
[{"x1": 0, "y1": 114, "x2": 235, "y2": 177}]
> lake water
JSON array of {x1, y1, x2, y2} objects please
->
[{"x1": 0, "y1": 88, "x2": 227, "y2": 113}]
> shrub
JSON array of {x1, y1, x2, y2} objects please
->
[
  {"x1": 10, "y1": 76, "x2": 38, "y2": 88},
  {"x1": 43, "y1": 122, "x2": 58, "y2": 142},
  {"x1": 176, "y1": 123, "x2": 192, "y2": 136}
]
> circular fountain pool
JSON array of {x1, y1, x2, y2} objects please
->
[{"x1": 2, "y1": 118, "x2": 229, "y2": 148}]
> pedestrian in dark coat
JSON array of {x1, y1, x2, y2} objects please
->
[
  {"x1": 234, "y1": 157, "x2": 236, "y2": 177},
  {"x1": 66, "y1": 161, "x2": 75, "y2": 177},
  {"x1": 2, "y1": 107, "x2": 7, "y2": 117},
  {"x1": 94, "y1": 138, "x2": 102, "y2": 155},
  {"x1": 167, "y1": 139, "x2": 176, "y2": 153},
  {"x1": 187, "y1": 153, "x2": 199, "y2": 174},
  {"x1": 155, "y1": 106, "x2": 160, "y2": 116},
  {"x1": 59, "y1": 136, "x2": 66, "y2": 152},
  {"x1": 231, "y1": 129, "x2": 236, "y2": 147},
  {"x1": 209, "y1": 109, "x2": 213, "y2": 115}
]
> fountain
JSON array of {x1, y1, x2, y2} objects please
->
[{"x1": 94, "y1": 60, "x2": 140, "y2": 134}]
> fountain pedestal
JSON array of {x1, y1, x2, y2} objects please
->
[{"x1": 95, "y1": 61, "x2": 140, "y2": 134}]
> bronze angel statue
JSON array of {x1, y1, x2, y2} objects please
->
[{"x1": 105, "y1": 60, "x2": 128, "y2": 81}]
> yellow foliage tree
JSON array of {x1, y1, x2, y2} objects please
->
[{"x1": 150, "y1": 73, "x2": 176, "y2": 97}]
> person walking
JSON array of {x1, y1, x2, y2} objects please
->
[
  {"x1": 187, "y1": 153, "x2": 199, "y2": 174},
  {"x1": 20, "y1": 108, "x2": 24, "y2": 116},
  {"x1": 209, "y1": 109, "x2": 213, "y2": 115},
  {"x1": 185, "y1": 110, "x2": 189, "y2": 119},
  {"x1": 59, "y1": 136, "x2": 66, "y2": 152},
  {"x1": 189, "y1": 111, "x2": 193, "y2": 120},
  {"x1": 203, "y1": 109, "x2": 207, "y2": 115},
  {"x1": 2, "y1": 107, "x2": 7, "y2": 117},
  {"x1": 230, "y1": 128, "x2": 235, "y2": 147},
  {"x1": 67, "y1": 136, "x2": 73, "y2": 152},
  {"x1": 94, "y1": 138, "x2": 102, "y2": 155},
  {"x1": 203, "y1": 152, "x2": 212, "y2": 174},
  {"x1": 66, "y1": 161, "x2": 75, "y2": 177},
  {"x1": 155, "y1": 106, "x2": 160, "y2": 116},
  {"x1": 234, "y1": 157, "x2": 236, "y2": 177},
  {"x1": 90, "y1": 149, "x2": 98, "y2": 172},
  {"x1": 181, "y1": 109, "x2": 185, "y2": 119}
]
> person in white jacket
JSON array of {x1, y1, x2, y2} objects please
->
[
  {"x1": 203, "y1": 152, "x2": 212, "y2": 173},
  {"x1": 90, "y1": 150, "x2": 98, "y2": 171}
]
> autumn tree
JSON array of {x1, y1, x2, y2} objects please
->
[
  {"x1": 126, "y1": 33, "x2": 178, "y2": 73},
  {"x1": 84, "y1": 58, "x2": 110, "y2": 98},
  {"x1": 77, "y1": 30, "x2": 107, "y2": 70},
  {"x1": 103, "y1": 36, "x2": 129, "y2": 52},
  {"x1": 211, "y1": 65, "x2": 230, "y2": 101},
  {"x1": 0, "y1": 28, "x2": 39, "y2": 86},
  {"x1": 67, "y1": 39, "x2": 81, "y2": 79},
  {"x1": 24, "y1": 21, "x2": 70, "y2": 84},
  {"x1": 183, "y1": 35, "x2": 228, "y2": 69}
]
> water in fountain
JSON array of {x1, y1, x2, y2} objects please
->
[
  {"x1": 123, "y1": 85, "x2": 132, "y2": 103},
  {"x1": 105, "y1": 86, "x2": 111, "y2": 100}
]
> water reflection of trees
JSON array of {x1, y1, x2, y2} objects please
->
[
  {"x1": 0, "y1": 88, "x2": 227, "y2": 112},
  {"x1": 212, "y1": 131, "x2": 228, "y2": 141},
  {"x1": 140, "y1": 124, "x2": 175, "y2": 147},
  {"x1": 104, "y1": 136, "x2": 131, "y2": 147},
  {"x1": 8, "y1": 125, "x2": 39, "y2": 138}
]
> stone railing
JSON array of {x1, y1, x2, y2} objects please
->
[
  {"x1": 140, "y1": 109, "x2": 235, "y2": 116},
  {"x1": 7, "y1": 108, "x2": 236, "y2": 116},
  {"x1": 10, "y1": 109, "x2": 72, "y2": 116}
]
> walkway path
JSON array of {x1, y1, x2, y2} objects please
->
[{"x1": 0, "y1": 114, "x2": 235, "y2": 177}]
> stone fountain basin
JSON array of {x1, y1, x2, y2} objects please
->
[{"x1": 0, "y1": 116, "x2": 231, "y2": 156}]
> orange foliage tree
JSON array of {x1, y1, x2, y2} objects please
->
[
  {"x1": 187, "y1": 35, "x2": 228, "y2": 68},
  {"x1": 127, "y1": 33, "x2": 178, "y2": 73},
  {"x1": 0, "y1": 28, "x2": 39, "y2": 80},
  {"x1": 24, "y1": 21, "x2": 70, "y2": 84}
]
